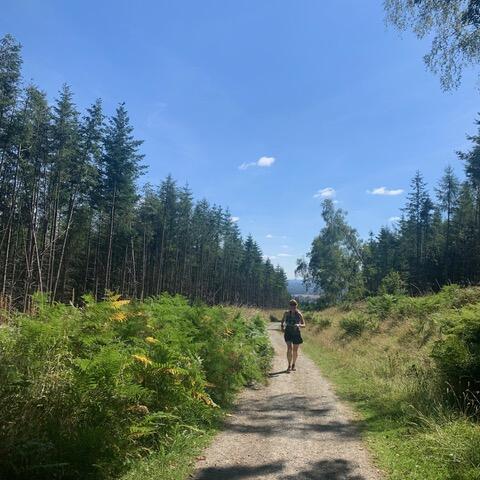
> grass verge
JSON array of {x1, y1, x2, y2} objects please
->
[
  {"x1": 301, "y1": 289, "x2": 480, "y2": 480},
  {"x1": 119, "y1": 428, "x2": 215, "y2": 480}
]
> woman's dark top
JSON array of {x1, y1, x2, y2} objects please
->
[{"x1": 283, "y1": 310, "x2": 304, "y2": 344}]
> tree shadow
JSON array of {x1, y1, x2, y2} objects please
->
[
  {"x1": 222, "y1": 393, "x2": 362, "y2": 439},
  {"x1": 194, "y1": 458, "x2": 367, "y2": 480},
  {"x1": 281, "y1": 458, "x2": 367, "y2": 480},
  {"x1": 194, "y1": 460, "x2": 285, "y2": 479}
]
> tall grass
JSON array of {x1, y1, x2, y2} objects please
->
[
  {"x1": 303, "y1": 285, "x2": 480, "y2": 480},
  {"x1": 0, "y1": 293, "x2": 273, "y2": 480}
]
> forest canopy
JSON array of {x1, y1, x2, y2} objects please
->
[
  {"x1": 298, "y1": 115, "x2": 480, "y2": 305},
  {"x1": 0, "y1": 34, "x2": 289, "y2": 308},
  {"x1": 385, "y1": 0, "x2": 480, "y2": 90}
]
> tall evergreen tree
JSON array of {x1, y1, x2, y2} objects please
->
[{"x1": 0, "y1": 33, "x2": 291, "y2": 309}]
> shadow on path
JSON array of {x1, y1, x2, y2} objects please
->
[
  {"x1": 194, "y1": 461, "x2": 284, "y2": 479},
  {"x1": 222, "y1": 393, "x2": 360, "y2": 439},
  {"x1": 194, "y1": 458, "x2": 365, "y2": 480},
  {"x1": 281, "y1": 459, "x2": 366, "y2": 480},
  {"x1": 268, "y1": 370, "x2": 289, "y2": 376}
]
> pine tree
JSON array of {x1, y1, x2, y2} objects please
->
[
  {"x1": 101, "y1": 103, "x2": 144, "y2": 294},
  {"x1": 0, "y1": 34, "x2": 289, "y2": 308}
]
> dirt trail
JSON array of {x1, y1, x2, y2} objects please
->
[{"x1": 192, "y1": 324, "x2": 383, "y2": 480}]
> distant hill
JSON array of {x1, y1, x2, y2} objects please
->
[{"x1": 287, "y1": 279, "x2": 308, "y2": 295}]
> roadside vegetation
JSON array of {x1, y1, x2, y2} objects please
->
[
  {"x1": 302, "y1": 285, "x2": 480, "y2": 480},
  {"x1": 0, "y1": 294, "x2": 273, "y2": 480}
]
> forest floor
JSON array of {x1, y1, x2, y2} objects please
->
[{"x1": 191, "y1": 322, "x2": 383, "y2": 480}]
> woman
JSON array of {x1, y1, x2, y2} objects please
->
[{"x1": 281, "y1": 299, "x2": 305, "y2": 372}]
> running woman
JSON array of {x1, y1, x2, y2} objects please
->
[{"x1": 281, "y1": 299, "x2": 305, "y2": 372}]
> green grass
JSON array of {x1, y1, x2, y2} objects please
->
[
  {"x1": 302, "y1": 287, "x2": 480, "y2": 480},
  {"x1": 120, "y1": 428, "x2": 215, "y2": 480}
]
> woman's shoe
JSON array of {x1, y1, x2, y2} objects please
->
[
  {"x1": 286, "y1": 366, "x2": 291, "y2": 373},
  {"x1": 291, "y1": 364, "x2": 296, "y2": 371}
]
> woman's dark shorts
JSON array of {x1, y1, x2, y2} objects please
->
[{"x1": 284, "y1": 326, "x2": 303, "y2": 345}]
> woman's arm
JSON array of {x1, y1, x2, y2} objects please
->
[
  {"x1": 281, "y1": 312, "x2": 286, "y2": 331},
  {"x1": 297, "y1": 311, "x2": 306, "y2": 328}
]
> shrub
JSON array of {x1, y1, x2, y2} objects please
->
[
  {"x1": 0, "y1": 295, "x2": 273, "y2": 479},
  {"x1": 395, "y1": 295, "x2": 441, "y2": 319},
  {"x1": 314, "y1": 317, "x2": 332, "y2": 330},
  {"x1": 339, "y1": 313, "x2": 372, "y2": 337},
  {"x1": 431, "y1": 303, "x2": 480, "y2": 404},
  {"x1": 303, "y1": 312, "x2": 314, "y2": 322},
  {"x1": 379, "y1": 271, "x2": 406, "y2": 295},
  {"x1": 309, "y1": 314, "x2": 331, "y2": 330},
  {"x1": 367, "y1": 294, "x2": 398, "y2": 320}
]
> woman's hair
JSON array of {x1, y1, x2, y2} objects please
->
[{"x1": 289, "y1": 299, "x2": 298, "y2": 306}]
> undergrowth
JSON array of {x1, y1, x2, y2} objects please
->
[
  {"x1": 0, "y1": 293, "x2": 273, "y2": 480},
  {"x1": 303, "y1": 284, "x2": 480, "y2": 480}
]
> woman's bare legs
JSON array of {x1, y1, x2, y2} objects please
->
[
  {"x1": 286, "y1": 342, "x2": 293, "y2": 371},
  {"x1": 292, "y1": 344, "x2": 300, "y2": 370}
]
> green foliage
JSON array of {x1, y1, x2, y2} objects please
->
[
  {"x1": 366, "y1": 285, "x2": 480, "y2": 323},
  {"x1": 379, "y1": 271, "x2": 406, "y2": 295},
  {"x1": 431, "y1": 302, "x2": 480, "y2": 403},
  {"x1": 304, "y1": 285, "x2": 480, "y2": 479},
  {"x1": 0, "y1": 33, "x2": 289, "y2": 309},
  {"x1": 367, "y1": 294, "x2": 398, "y2": 320},
  {"x1": 300, "y1": 116, "x2": 480, "y2": 301},
  {"x1": 385, "y1": 0, "x2": 480, "y2": 90},
  {"x1": 0, "y1": 295, "x2": 272, "y2": 479},
  {"x1": 312, "y1": 317, "x2": 332, "y2": 330},
  {"x1": 296, "y1": 199, "x2": 364, "y2": 306},
  {"x1": 304, "y1": 312, "x2": 332, "y2": 330},
  {"x1": 339, "y1": 312, "x2": 374, "y2": 337}
]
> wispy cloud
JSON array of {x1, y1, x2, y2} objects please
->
[
  {"x1": 388, "y1": 216, "x2": 401, "y2": 223},
  {"x1": 239, "y1": 156, "x2": 275, "y2": 170},
  {"x1": 230, "y1": 216, "x2": 240, "y2": 223},
  {"x1": 313, "y1": 187, "x2": 336, "y2": 199},
  {"x1": 263, "y1": 255, "x2": 276, "y2": 260},
  {"x1": 367, "y1": 186, "x2": 404, "y2": 196},
  {"x1": 266, "y1": 233, "x2": 289, "y2": 240},
  {"x1": 277, "y1": 253, "x2": 292, "y2": 257},
  {"x1": 281, "y1": 244, "x2": 289, "y2": 249},
  {"x1": 145, "y1": 102, "x2": 168, "y2": 128}
]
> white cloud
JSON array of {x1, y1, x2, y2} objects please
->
[
  {"x1": 230, "y1": 216, "x2": 240, "y2": 223},
  {"x1": 239, "y1": 156, "x2": 275, "y2": 170},
  {"x1": 281, "y1": 244, "x2": 289, "y2": 249},
  {"x1": 313, "y1": 187, "x2": 336, "y2": 199},
  {"x1": 266, "y1": 234, "x2": 274, "y2": 238},
  {"x1": 277, "y1": 253, "x2": 292, "y2": 257},
  {"x1": 389, "y1": 216, "x2": 401, "y2": 223},
  {"x1": 263, "y1": 255, "x2": 276, "y2": 260},
  {"x1": 367, "y1": 186, "x2": 404, "y2": 196},
  {"x1": 257, "y1": 156, "x2": 275, "y2": 167}
]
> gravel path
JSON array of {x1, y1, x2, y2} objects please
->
[{"x1": 192, "y1": 324, "x2": 383, "y2": 480}]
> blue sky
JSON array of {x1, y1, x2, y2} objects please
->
[{"x1": 2, "y1": 0, "x2": 478, "y2": 277}]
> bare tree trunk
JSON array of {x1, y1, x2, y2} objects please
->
[
  {"x1": 105, "y1": 184, "x2": 116, "y2": 293},
  {"x1": 131, "y1": 236, "x2": 137, "y2": 298},
  {"x1": 83, "y1": 214, "x2": 93, "y2": 294},
  {"x1": 53, "y1": 191, "x2": 76, "y2": 301},
  {"x1": 141, "y1": 227, "x2": 146, "y2": 301},
  {"x1": 1, "y1": 146, "x2": 20, "y2": 296},
  {"x1": 47, "y1": 181, "x2": 60, "y2": 298}
]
